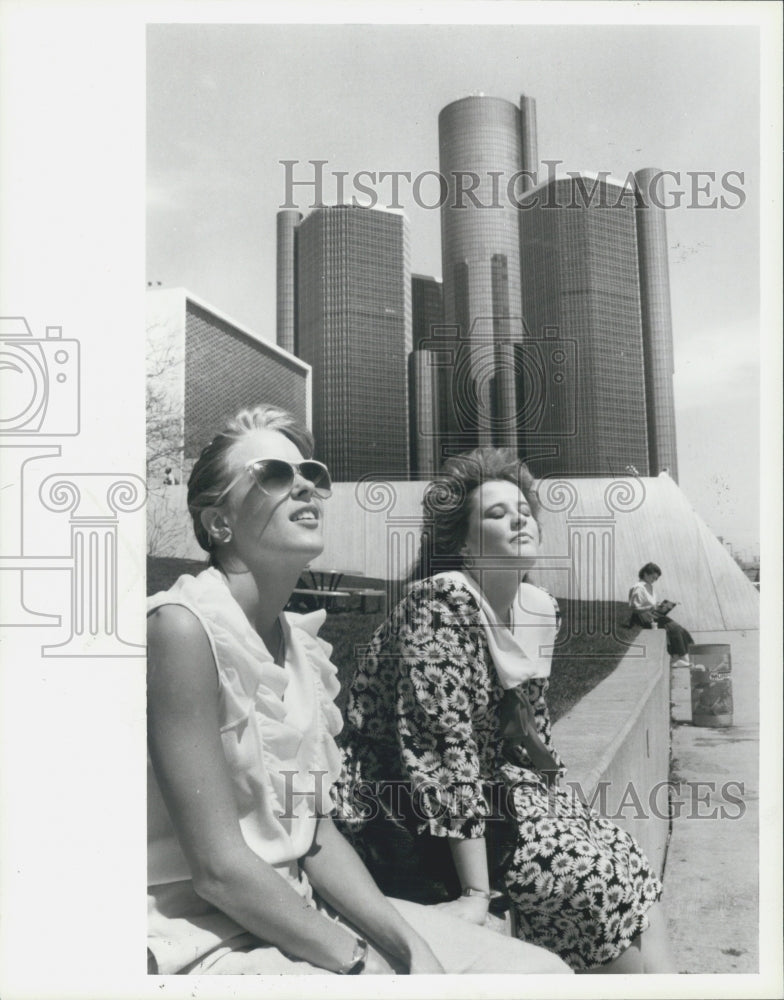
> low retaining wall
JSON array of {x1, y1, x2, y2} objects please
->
[{"x1": 551, "y1": 629, "x2": 670, "y2": 875}]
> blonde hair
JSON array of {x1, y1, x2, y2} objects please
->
[{"x1": 186, "y1": 405, "x2": 314, "y2": 566}]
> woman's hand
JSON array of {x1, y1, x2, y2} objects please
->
[
  {"x1": 360, "y1": 938, "x2": 444, "y2": 974},
  {"x1": 433, "y1": 894, "x2": 489, "y2": 925},
  {"x1": 302, "y1": 818, "x2": 447, "y2": 974}
]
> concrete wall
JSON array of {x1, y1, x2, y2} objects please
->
[
  {"x1": 552, "y1": 628, "x2": 671, "y2": 875},
  {"x1": 313, "y1": 476, "x2": 758, "y2": 629},
  {"x1": 146, "y1": 475, "x2": 759, "y2": 633}
]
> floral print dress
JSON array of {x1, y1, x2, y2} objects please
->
[{"x1": 338, "y1": 576, "x2": 662, "y2": 971}]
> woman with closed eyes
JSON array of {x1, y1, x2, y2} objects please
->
[
  {"x1": 338, "y1": 447, "x2": 674, "y2": 973},
  {"x1": 146, "y1": 406, "x2": 569, "y2": 976}
]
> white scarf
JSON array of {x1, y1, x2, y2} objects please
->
[{"x1": 433, "y1": 571, "x2": 558, "y2": 689}]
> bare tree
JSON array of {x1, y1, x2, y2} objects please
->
[{"x1": 146, "y1": 316, "x2": 186, "y2": 555}]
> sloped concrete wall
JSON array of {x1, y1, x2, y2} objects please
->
[
  {"x1": 147, "y1": 474, "x2": 759, "y2": 630},
  {"x1": 552, "y1": 628, "x2": 671, "y2": 875},
  {"x1": 314, "y1": 475, "x2": 758, "y2": 630}
]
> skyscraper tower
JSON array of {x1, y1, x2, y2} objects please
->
[
  {"x1": 410, "y1": 275, "x2": 445, "y2": 476},
  {"x1": 518, "y1": 174, "x2": 650, "y2": 477},
  {"x1": 438, "y1": 94, "x2": 539, "y2": 449},
  {"x1": 409, "y1": 350, "x2": 440, "y2": 478},
  {"x1": 295, "y1": 206, "x2": 411, "y2": 480},
  {"x1": 411, "y1": 274, "x2": 444, "y2": 352},
  {"x1": 276, "y1": 209, "x2": 302, "y2": 354},
  {"x1": 432, "y1": 91, "x2": 678, "y2": 479},
  {"x1": 518, "y1": 95, "x2": 539, "y2": 193},
  {"x1": 635, "y1": 167, "x2": 679, "y2": 481}
]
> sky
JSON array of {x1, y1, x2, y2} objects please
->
[{"x1": 147, "y1": 22, "x2": 762, "y2": 556}]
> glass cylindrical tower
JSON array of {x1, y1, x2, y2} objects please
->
[
  {"x1": 635, "y1": 167, "x2": 679, "y2": 481},
  {"x1": 439, "y1": 96, "x2": 524, "y2": 330},
  {"x1": 438, "y1": 95, "x2": 536, "y2": 448},
  {"x1": 276, "y1": 209, "x2": 302, "y2": 355}
]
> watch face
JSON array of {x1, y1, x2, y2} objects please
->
[{"x1": 342, "y1": 937, "x2": 368, "y2": 974}]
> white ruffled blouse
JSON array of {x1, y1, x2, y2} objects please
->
[{"x1": 146, "y1": 568, "x2": 343, "y2": 972}]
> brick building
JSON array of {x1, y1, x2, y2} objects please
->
[{"x1": 146, "y1": 287, "x2": 311, "y2": 487}]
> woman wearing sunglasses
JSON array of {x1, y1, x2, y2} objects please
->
[{"x1": 146, "y1": 405, "x2": 569, "y2": 976}]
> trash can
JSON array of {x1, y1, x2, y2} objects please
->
[{"x1": 689, "y1": 644, "x2": 733, "y2": 727}]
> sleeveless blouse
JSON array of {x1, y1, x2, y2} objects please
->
[{"x1": 147, "y1": 568, "x2": 343, "y2": 973}]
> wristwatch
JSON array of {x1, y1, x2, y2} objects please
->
[
  {"x1": 337, "y1": 936, "x2": 368, "y2": 975},
  {"x1": 461, "y1": 886, "x2": 492, "y2": 900}
]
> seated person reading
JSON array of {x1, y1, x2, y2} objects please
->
[{"x1": 629, "y1": 562, "x2": 693, "y2": 668}]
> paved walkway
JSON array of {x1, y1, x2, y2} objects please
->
[{"x1": 664, "y1": 628, "x2": 759, "y2": 973}]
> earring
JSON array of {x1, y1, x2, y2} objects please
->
[
  {"x1": 212, "y1": 526, "x2": 232, "y2": 545},
  {"x1": 461, "y1": 547, "x2": 475, "y2": 570}
]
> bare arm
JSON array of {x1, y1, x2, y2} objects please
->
[
  {"x1": 439, "y1": 837, "x2": 491, "y2": 924},
  {"x1": 302, "y1": 816, "x2": 443, "y2": 972},
  {"x1": 147, "y1": 605, "x2": 362, "y2": 972},
  {"x1": 393, "y1": 586, "x2": 493, "y2": 924}
]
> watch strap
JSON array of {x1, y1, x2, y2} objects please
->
[
  {"x1": 338, "y1": 936, "x2": 368, "y2": 975},
  {"x1": 461, "y1": 886, "x2": 492, "y2": 900}
]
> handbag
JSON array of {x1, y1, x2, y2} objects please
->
[
  {"x1": 498, "y1": 686, "x2": 560, "y2": 783},
  {"x1": 348, "y1": 782, "x2": 516, "y2": 913}
]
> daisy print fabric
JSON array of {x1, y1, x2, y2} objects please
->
[{"x1": 339, "y1": 575, "x2": 662, "y2": 970}]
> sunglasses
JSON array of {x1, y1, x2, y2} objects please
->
[{"x1": 216, "y1": 458, "x2": 333, "y2": 504}]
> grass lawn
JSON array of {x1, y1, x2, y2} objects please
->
[{"x1": 147, "y1": 556, "x2": 641, "y2": 722}]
